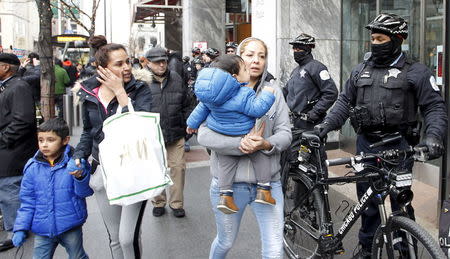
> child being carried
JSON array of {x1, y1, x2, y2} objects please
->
[{"x1": 187, "y1": 54, "x2": 276, "y2": 214}]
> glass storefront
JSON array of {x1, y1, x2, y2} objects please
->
[
  {"x1": 425, "y1": 0, "x2": 444, "y2": 80},
  {"x1": 340, "y1": 0, "x2": 446, "y2": 146}
]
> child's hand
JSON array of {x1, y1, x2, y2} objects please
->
[
  {"x1": 186, "y1": 127, "x2": 198, "y2": 134},
  {"x1": 68, "y1": 158, "x2": 86, "y2": 179},
  {"x1": 12, "y1": 231, "x2": 26, "y2": 247},
  {"x1": 263, "y1": 86, "x2": 275, "y2": 94}
]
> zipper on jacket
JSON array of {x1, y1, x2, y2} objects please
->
[{"x1": 80, "y1": 85, "x2": 108, "y2": 115}]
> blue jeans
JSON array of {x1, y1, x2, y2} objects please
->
[
  {"x1": 33, "y1": 226, "x2": 89, "y2": 259},
  {"x1": 209, "y1": 178, "x2": 284, "y2": 259},
  {"x1": 0, "y1": 175, "x2": 22, "y2": 231}
]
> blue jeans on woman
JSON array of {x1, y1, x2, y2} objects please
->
[
  {"x1": 33, "y1": 226, "x2": 88, "y2": 259},
  {"x1": 209, "y1": 178, "x2": 284, "y2": 259}
]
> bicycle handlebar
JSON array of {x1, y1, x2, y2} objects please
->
[
  {"x1": 326, "y1": 146, "x2": 428, "y2": 167},
  {"x1": 326, "y1": 157, "x2": 352, "y2": 167}
]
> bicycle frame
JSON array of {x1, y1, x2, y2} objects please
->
[{"x1": 289, "y1": 165, "x2": 391, "y2": 254}]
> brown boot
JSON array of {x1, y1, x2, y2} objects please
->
[
  {"x1": 255, "y1": 188, "x2": 276, "y2": 205},
  {"x1": 217, "y1": 194, "x2": 239, "y2": 214}
]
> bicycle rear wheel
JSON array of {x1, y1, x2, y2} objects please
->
[
  {"x1": 283, "y1": 170, "x2": 327, "y2": 259},
  {"x1": 372, "y1": 216, "x2": 445, "y2": 259}
]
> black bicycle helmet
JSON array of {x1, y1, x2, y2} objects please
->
[
  {"x1": 193, "y1": 58, "x2": 204, "y2": 65},
  {"x1": 225, "y1": 42, "x2": 238, "y2": 49},
  {"x1": 182, "y1": 56, "x2": 190, "y2": 63},
  {"x1": 205, "y1": 48, "x2": 220, "y2": 58},
  {"x1": 366, "y1": 13, "x2": 408, "y2": 39},
  {"x1": 289, "y1": 33, "x2": 316, "y2": 47},
  {"x1": 192, "y1": 47, "x2": 201, "y2": 54}
]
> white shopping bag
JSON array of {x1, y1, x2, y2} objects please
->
[{"x1": 98, "y1": 101, "x2": 172, "y2": 206}]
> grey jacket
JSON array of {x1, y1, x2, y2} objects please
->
[{"x1": 197, "y1": 66, "x2": 292, "y2": 183}]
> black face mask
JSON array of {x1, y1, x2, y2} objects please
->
[
  {"x1": 371, "y1": 38, "x2": 402, "y2": 66},
  {"x1": 294, "y1": 51, "x2": 311, "y2": 65}
]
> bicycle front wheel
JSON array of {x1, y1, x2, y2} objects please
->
[
  {"x1": 283, "y1": 170, "x2": 327, "y2": 259},
  {"x1": 372, "y1": 216, "x2": 445, "y2": 259}
]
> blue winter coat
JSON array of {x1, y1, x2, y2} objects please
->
[
  {"x1": 13, "y1": 145, "x2": 93, "y2": 237},
  {"x1": 187, "y1": 68, "x2": 275, "y2": 135}
]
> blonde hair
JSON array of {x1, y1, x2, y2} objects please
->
[{"x1": 239, "y1": 38, "x2": 268, "y2": 57}]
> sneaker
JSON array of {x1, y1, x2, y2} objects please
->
[
  {"x1": 152, "y1": 207, "x2": 166, "y2": 217},
  {"x1": 170, "y1": 207, "x2": 186, "y2": 218},
  {"x1": 0, "y1": 239, "x2": 14, "y2": 252},
  {"x1": 255, "y1": 187, "x2": 276, "y2": 205},
  {"x1": 217, "y1": 194, "x2": 239, "y2": 214}
]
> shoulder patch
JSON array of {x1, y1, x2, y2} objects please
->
[
  {"x1": 319, "y1": 70, "x2": 331, "y2": 80},
  {"x1": 429, "y1": 76, "x2": 440, "y2": 91}
]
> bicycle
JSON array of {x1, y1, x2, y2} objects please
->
[{"x1": 282, "y1": 131, "x2": 445, "y2": 258}]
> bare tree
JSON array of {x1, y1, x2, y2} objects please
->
[
  {"x1": 36, "y1": 0, "x2": 55, "y2": 120},
  {"x1": 51, "y1": 0, "x2": 102, "y2": 53}
]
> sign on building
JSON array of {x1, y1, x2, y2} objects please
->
[{"x1": 193, "y1": 41, "x2": 207, "y2": 51}]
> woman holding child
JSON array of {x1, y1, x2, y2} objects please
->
[
  {"x1": 73, "y1": 36, "x2": 152, "y2": 259},
  {"x1": 197, "y1": 38, "x2": 292, "y2": 258}
]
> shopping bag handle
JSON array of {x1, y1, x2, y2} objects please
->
[{"x1": 115, "y1": 97, "x2": 135, "y2": 114}]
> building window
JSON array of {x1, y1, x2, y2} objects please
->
[
  {"x1": 379, "y1": 0, "x2": 421, "y2": 61},
  {"x1": 425, "y1": 0, "x2": 444, "y2": 83}
]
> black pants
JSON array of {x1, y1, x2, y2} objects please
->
[
  {"x1": 54, "y1": 94, "x2": 64, "y2": 118},
  {"x1": 356, "y1": 134, "x2": 415, "y2": 251}
]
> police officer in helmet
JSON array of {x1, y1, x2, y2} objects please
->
[
  {"x1": 202, "y1": 48, "x2": 220, "y2": 68},
  {"x1": 315, "y1": 13, "x2": 447, "y2": 258},
  {"x1": 191, "y1": 47, "x2": 201, "y2": 60},
  {"x1": 225, "y1": 42, "x2": 238, "y2": 55},
  {"x1": 283, "y1": 33, "x2": 338, "y2": 130}
]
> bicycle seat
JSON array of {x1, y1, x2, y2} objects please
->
[{"x1": 301, "y1": 131, "x2": 321, "y2": 147}]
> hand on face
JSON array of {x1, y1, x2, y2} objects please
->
[{"x1": 97, "y1": 65, "x2": 125, "y2": 95}]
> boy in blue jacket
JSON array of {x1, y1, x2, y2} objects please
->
[
  {"x1": 187, "y1": 55, "x2": 276, "y2": 214},
  {"x1": 12, "y1": 118, "x2": 93, "y2": 259}
]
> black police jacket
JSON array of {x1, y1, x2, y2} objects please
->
[
  {"x1": 148, "y1": 70, "x2": 194, "y2": 144},
  {"x1": 283, "y1": 55, "x2": 338, "y2": 123},
  {"x1": 325, "y1": 53, "x2": 447, "y2": 141},
  {"x1": 73, "y1": 76, "x2": 152, "y2": 162},
  {"x1": 19, "y1": 65, "x2": 41, "y2": 101},
  {"x1": 0, "y1": 76, "x2": 37, "y2": 177}
]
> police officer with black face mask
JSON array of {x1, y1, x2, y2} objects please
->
[
  {"x1": 283, "y1": 33, "x2": 338, "y2": 130},
  {"x1": 315, "y1": 13, "x2": 447, "y2": 258}
]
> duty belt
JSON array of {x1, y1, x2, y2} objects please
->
[{"x1": 289, "y1": 111, "x2": 308, "y2": 121}]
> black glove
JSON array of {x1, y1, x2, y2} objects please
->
[
  {"x1": 420, "y1": 135, "x2": 444, "y2": 160},
  {"x1": 314, "y1": 122, "x2": 332, "y2": 139},
  {"x1": 307, "y1": 111, "x2": 320, "y2": 123}
]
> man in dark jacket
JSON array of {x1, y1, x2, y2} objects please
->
[
  {"x1": 63, "y1": 59, "x2": 77, "y2": 87},
  {"x1": 0, "y1": 53, "x2": 37, "y2": 251},
  {"x1": 167, "y1": 50, "x2": 184, "y2": 80},
  {"x1": 283, "y1": 33, "x2": 338, "y2": 130},
  {"x1": 18, "y1": 52, "x2": 41, "y2": 103},
  {"x1": 145, "y1": 47, "x2": 194, "y2": 218}
]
